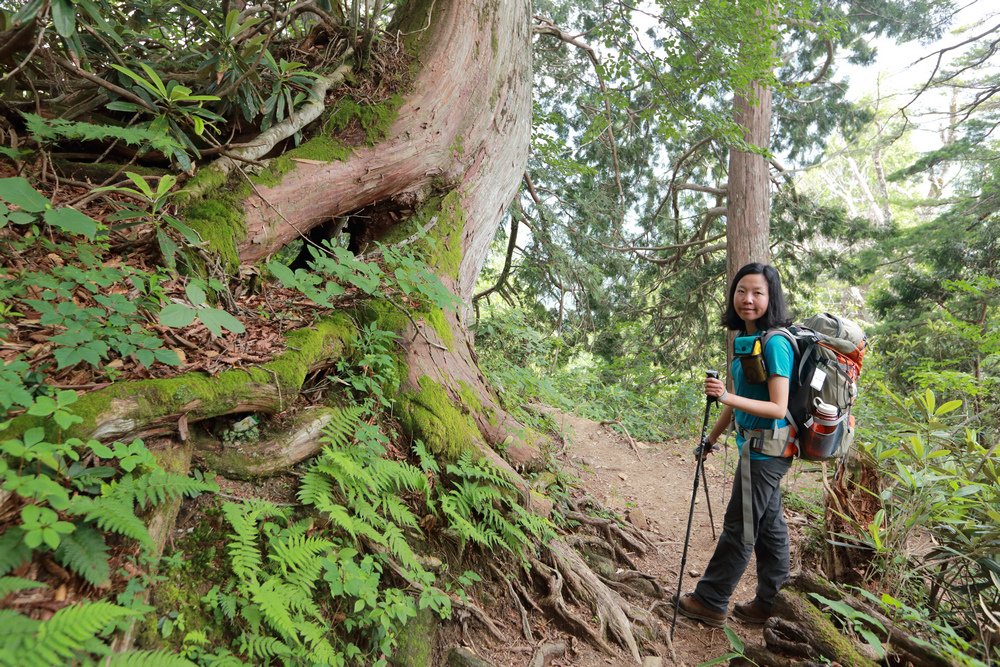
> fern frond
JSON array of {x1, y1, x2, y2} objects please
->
[
  {"x1": 54, "y1": 523, "x2": 110, "y2": 586},
  {"x1": 284, "y1": 553, "x2": 326, "y2": 595},
  {"x1": 239, "y1": 632, "x2": 292, "y2": 661},
  {"x1": 299, "y1": 623, "x2": 338, "y2": 663},
  {"x1": 200, "y1": 651, "x2": 252, "y2": 667},
  {"x1": 297, "y1": 468, "x2": 336, "y2": 507},
  {"x1": 31, "y1": 602, "x2": 135, "y2": 665},
  {"x1": 0, "y1": 577, "x2": 46, "y2": 598},
  {"x1": 251, "y1": 578, "x2": 298, "y2": 641},
  {"x1": 100, "y1": 649, "x2": 198, "y2": 666},
  {"x1": 321, "y1": 502, "x2": 359, "y2": 537},
  {"x1": 0, "y1": 528, "x2": 33, "y2": 577},
  {"x1": 383, "y1": 524, "x2": 419, "y2": 572},
  {"x1": 318, "y1": 451, "x2": 367, "y2": 483},
  {"x1": 440, "y1": 496, "x2": 485, "y2": 547},
  {"x1": 319, "y1": 406, "x2": 365, "y2": 448},
  {"x1": 284, "y1": 589, "x2": 323, "y2": 622},
  {"x1": 269, "y1": 534, "x2": 333, "y2": 577},
  {"x1": 379, "y1": 495, "x2": 420, "y2": 530},
  {"x1": 22, "y1": 113, "x2": 180, "y2": 151},
  {"x1": 127, "y1": 470, "x2": 218, "y2": 508},
  {"x1": 68, "y1": 496, "x2": 152, "y2": 549},
  {"x1": 217, "y1": 591, "x2": 240, "y2": 620},
  {"x1": 412, "y1": 440, "x2": 440, "y2": 474},
  {"x1": 241, "y1": 498, "x2": 288, "y2": 522},
  {"x1": 349, "y1": 496, "x2": 387, "y2": 533},
  {"x1": 0, "y1": 609, "x2": 40, "y2": 667},
  {"x1": 222, "y1": 503, "x2": 263, "y2": 583}
]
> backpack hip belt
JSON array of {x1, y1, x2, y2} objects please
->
[{"x1": 735, "y1": 423, "x2": 796, "y2": 458}]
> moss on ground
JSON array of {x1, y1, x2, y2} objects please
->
[{"x1": 146, "y1": 499, "x2": 230, "y2": 651}]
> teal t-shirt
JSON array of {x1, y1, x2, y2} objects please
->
[{"x1": 731, "y1": 332, "x2": 794, "y2": 459}]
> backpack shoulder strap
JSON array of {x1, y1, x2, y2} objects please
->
[{"x1": 762, "y1": 327, "x2": 798, "y2": 357}]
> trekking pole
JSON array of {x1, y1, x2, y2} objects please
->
[
  {"x1": 670, "y1": 370, "x2": 719, "y2": 639},
  {"x1": 701, "y1": 460, "x2": 717, "y2": 541}
]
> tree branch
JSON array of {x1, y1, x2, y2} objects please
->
[
  {"x1": 533, "y1": 15, "x2": 624, "y2": 205},
  {"x1": 52, "y1": 57, "x2": 159, "y2": 114},
  {"x1": 474, "y1": 208, "x2": 520, "y2": 303}
]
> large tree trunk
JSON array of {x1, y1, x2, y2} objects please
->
[
  {"x1": 184, "y1": 0, "x2": 542, "y2": 473},
  {"x1": 727, "y1": 79, "x2": 773, "y2": 279},
  {"x1": 237, "y1": 0, "x2": 531, "y2": 306}
]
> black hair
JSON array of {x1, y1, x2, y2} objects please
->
[{"x1": 722, "y1": 262, "x2": 792, "y2": 331}]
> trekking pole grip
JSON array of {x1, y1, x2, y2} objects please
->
[{"x1": 706, "y1": 369, "x2": 719, "y2": 401}]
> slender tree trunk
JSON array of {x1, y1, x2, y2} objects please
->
[{"x1": 727, "y1": 79, "x2": 773, "y2": 281}]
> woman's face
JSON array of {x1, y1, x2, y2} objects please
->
[{"x1": 733, "y1": 273, "x2": 769, "y2": 328}]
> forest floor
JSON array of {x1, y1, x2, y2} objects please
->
[{"x1": 474, "y1": 406, "x2": 826, "y2": 667}]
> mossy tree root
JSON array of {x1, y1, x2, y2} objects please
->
[
  {"x1": 112, "y1": 437, "x2": 193, "y2": 654},
  {"x1": 791, "y1": 572, "x2": 953, "y2": 667},
  {"x1": 749, "y1": 588, "x2": 880, "y2": 667},
  {"x1": 8, "y1": 317, "x2": 356, "y2": 445}
]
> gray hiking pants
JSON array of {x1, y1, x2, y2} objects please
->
[{"x1": 693, "y1": 454, "x2": 792, "y2": 613}]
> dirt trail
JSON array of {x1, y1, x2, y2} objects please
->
[{"x1": 481, "y1": 407, "x2": 819, "y2": 667}]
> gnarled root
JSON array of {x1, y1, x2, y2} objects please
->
[
  {"x1": 194, "y1": 407, "x2": 338, "y2": 478},
  {"x1": 534, "y1": 538, "x2": 670, "y2": 664}
]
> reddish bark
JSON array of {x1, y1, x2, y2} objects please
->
[
  {"x1": 726, "y1": 80, "x2": 773, "y2": 279},
  {"x1": 237, "y1": 0, "x2": 531, "y2": 304}
]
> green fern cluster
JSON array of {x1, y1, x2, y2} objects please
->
[
  {"x1": 207, "y1": 496, "x2": 418, "y2": 667},
  {"x1": 440, "y1": 452, "x2": 554, "y2": 560},
  {"x1": 299, "y1": 407, "x2": 427, "y2": 574},
  {"x1": 0, "y1": 601, "x2": 196, "y2": 667}
]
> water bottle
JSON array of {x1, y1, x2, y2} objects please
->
[{"x1": 812, "y1": 398, "x2": 839, "y2": 434}]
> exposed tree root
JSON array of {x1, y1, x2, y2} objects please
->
[
  {"x1": 112, "y1": 438, "x2": 192, "y2": 654},
  {"x1": 746, "y1": 587, "x2": 880, "y2": 667},
  {"x1": 489, "y1": 563, "x2": 534, "y2": 642},
  {"x1": 792, "y1": 572, "x2": 952, "y2": 667},
  {"x1": 377, "y1": 548, "x2": 506, "y2": 642},
  {"x1": 7, "y1": 317, "x2": 354, "y2": 444},
  {"x1": 533, "y1": 538, "x2": 670, "y2": 664},
  {"x1": 193, "y1": 406, "x2": 338, "y2": 478},
  {"x1": 529, "y1": 640, "x2": 567, "y2": 667}
]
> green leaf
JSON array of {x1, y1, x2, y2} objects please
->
[
  {"x1": 0, "y1": 177, "x2": 48, "y2": 212},
  {"x1": 197, "y1": 308, "x2": 245, "y2": 337},
  {"x1": 50, "y1": 0, "x2": 77, "y2": 37},
  {"x1": 934, "y1": 400, "x2": 962, "y2": 416},
  {"x1": 43, "y1": 207, "x2": 100, "y2": 240},
  {"x1": 268, "y1": 261, "x2": 297, "y2": 287},
  {"x1": 159, "y1": 303, "x2": 197, "y2": 328},
  {"x1": 78, "y1": 0, "x2": 124, "y2": 45},
  {"x1": 184, "y1": 282, "x2": 207, "y2": 306}
]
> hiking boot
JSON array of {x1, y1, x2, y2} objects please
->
[
  {"x1": 677, "y1": 593, "x2": 727, "y2": 628},
  {"x1": 733, "y1": 599, "x2": 772, "y2": 625}
]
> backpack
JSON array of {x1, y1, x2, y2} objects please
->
[{"x1": 763, "y1": 313, "x2": 867, "y2": 461}]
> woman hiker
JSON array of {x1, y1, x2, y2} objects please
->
[{"x1": 677, "y1": 262, "x2": 796, "y2": 627}]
